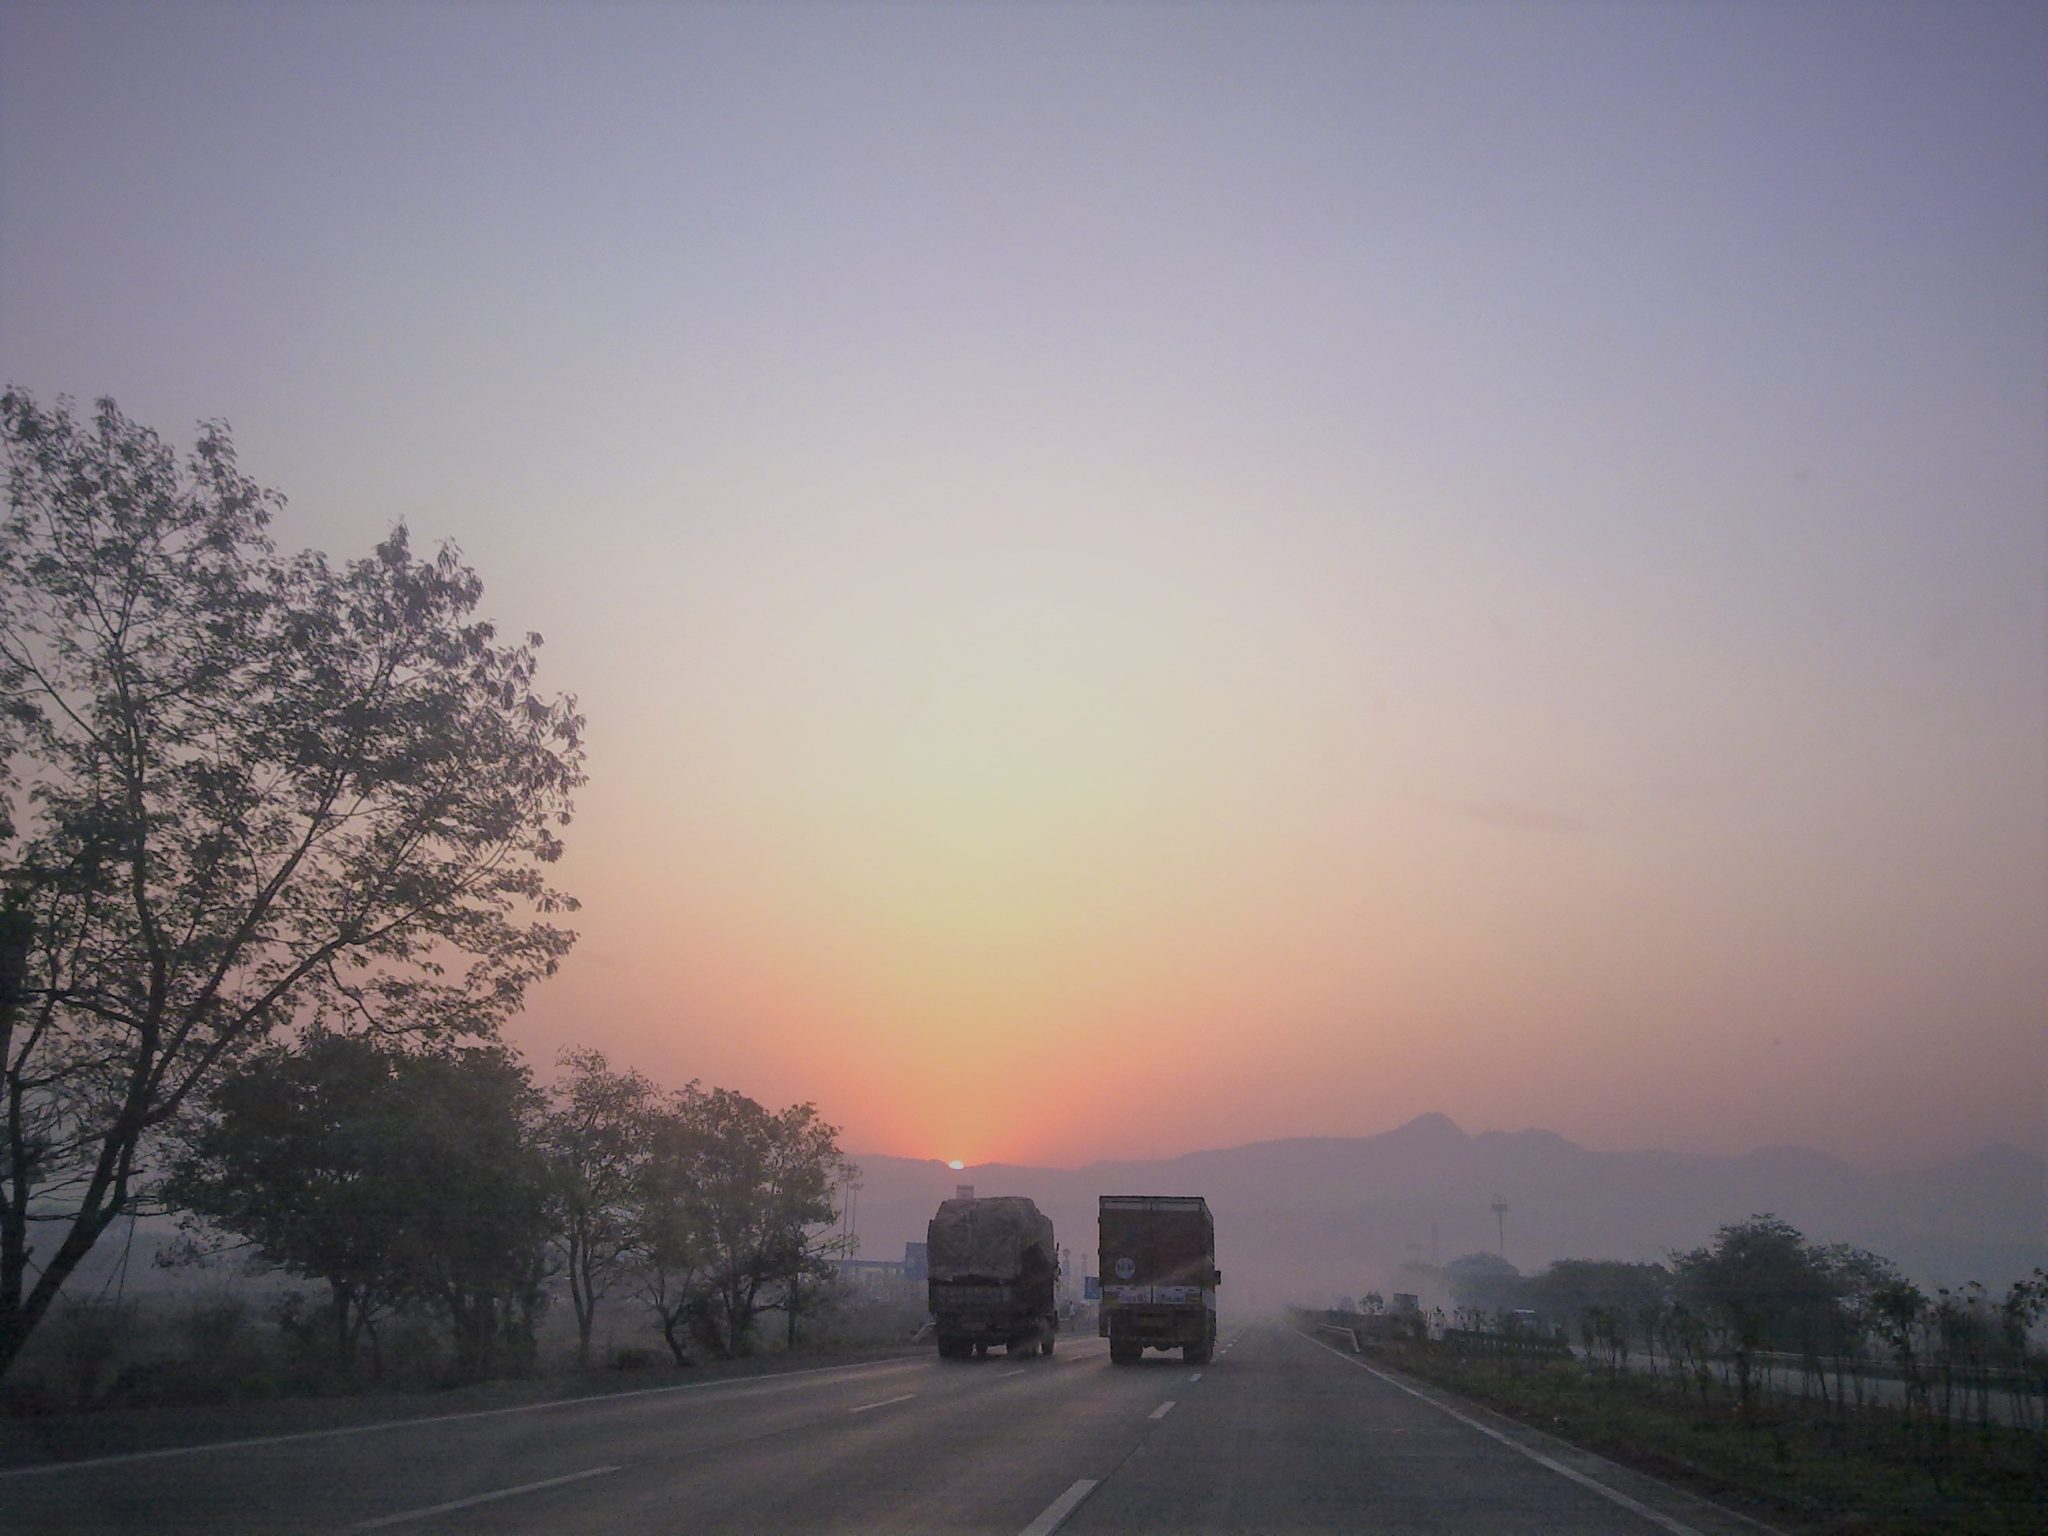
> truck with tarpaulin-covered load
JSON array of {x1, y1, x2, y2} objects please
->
[
  {"x1": 925, "y1": 1195, "x2": 1059, "y2": 1360},
  {"x1": 1098, "y1": 1194, "x2": 1219, "y2": 1363}
]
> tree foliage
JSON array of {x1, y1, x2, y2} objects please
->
[
  {"x1": 631, "y1": 1085, "x2": 852, "y2": 1361},
  {"x1": 1673, "y1": 1214, "x2": 1846, "y2": 1419},
  {"x1": 0, "y1": 391, "x2": 583, "y2": 1379},
  {"x1": 173, "y1": 1034, "x2": 554, "y2": 1378},
  {"x1": 542, "y1": 1047, "x2": 656, "y2": 1366},
  {"x1": 165, "y1": 1034, "x2": 407, "y2": 1369},
  {"x1": 1443, "y1": 1251, "x2": 1523, "y2": 1315}
]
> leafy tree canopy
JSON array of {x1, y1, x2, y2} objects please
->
[
  {"x1": 633, "y1": 1084, "x2": 853, "y2": 1361},
  {"x1": 173, "y1": 1033, "x2": 553, "y2": 1378},
  {"x1": 0, "y1": 390, "x2": 583, "y2": 1379}
]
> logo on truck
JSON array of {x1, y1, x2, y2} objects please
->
[{"x1": 1114, "y1": 1256, "x2": 1136, "y2": 1279}]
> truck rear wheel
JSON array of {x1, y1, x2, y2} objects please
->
[{"x1": 1110, "y1": 1339, "x2": 1140, "y2": 1365}]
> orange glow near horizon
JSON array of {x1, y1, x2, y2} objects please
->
[
  {"x1": 44, "y1": 6, "x2": 2025, "y2": 1180},
  {"x1": 509, "y1": 488, "x2": 2048, "y2": 1173}
]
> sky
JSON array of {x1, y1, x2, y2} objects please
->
[{"x1": 2, "y1": 1, "x2": 2042, "y2": 1173}]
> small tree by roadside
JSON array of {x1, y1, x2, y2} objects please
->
[
  {"x1": 173, "y1": 1034, "x2": 555, "y2": 1381},
  {"x1": 1673, "y1": 1214, "x2": 1839, "y2": 1425},
  {"x1": 387, "y1": 1048, "x2": 554, "y2": 1379},
  {"x1": 168, "y1": 1034, "x2": 408, "y2": 1373},
  {"x1": 1443, "y1": 1252, "x2": 1523, "y2": 1317},
  {"x1": 628, "y1": 1085, "x2": 852, "y2": 1360},
  {"x1": 543, "y1": 1048, "x2": 656, "y2": 1366}
]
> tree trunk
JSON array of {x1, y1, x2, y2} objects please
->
[
  {"x1": 568, "y1": 1228, "x2": 595, "y2": 1368},
  {"x1": 0, "y1": 1195, "x2": 125, "y2": 1383},
  {"x1": 329, "y1": 1280, "x2": 354, "y2": 1369},
  {"x1": 658, "y1": 1309, "x2": 691, "y2": 1366}
]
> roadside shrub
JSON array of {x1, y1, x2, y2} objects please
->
[{"x1": 54, "y1": 1299, "x2": 134, "y2": 1410}]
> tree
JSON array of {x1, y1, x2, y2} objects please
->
[
  {"x1": 1443, "y1": 1252, "x2": 1523, "y2": 1318},
  {"x1": 1870, "y1": 1272, "x2": 1931, "y2": 1420},
  {"x1": 764, "y1": 1104, "x2": 857, "y2": 1350},
  {"x1": 0, "y1": 391, "x2": 583, "y2": 1380},
  {"x1": 632, "y1": 1115, "x2": 716, "y2": 1367},
  {"x1": 174, "y1": 1034, "x2": 554, "y2": 1379},
  {"x1": 383, "y1": 1047, "x2": 554, "y2": 1378},
  {"x1": 168, "y1": 1033, "x2": 408, "y2": 1371},
  {"x1": 1524, "y1": 1259, "x2": 1669, "y2": 1372},
  {"x1": 1811, "y1": 1243, "x2": 1902, "y2": 1414},
  {"x1": 629, "y1": 1084, "x2": 851, "y2": 1360},
  {"x1": 543, "y1": 1048, "x2": 656, "y2": 1366},
  {"x1": 1673, "y1": 1214, "x2": 1838, "y2": 1422},
  {"x1": 1997, "y1": 1269, "x2": 2045, "y2": 1431}
]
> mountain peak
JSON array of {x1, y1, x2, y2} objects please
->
[{"x1": 1387, "y1": 1111, "x2": 1467, "y2": 1142}]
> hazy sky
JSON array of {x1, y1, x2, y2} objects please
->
[{"x1": 4, "y1": 1, "x2": 2042, "y2": 1171}]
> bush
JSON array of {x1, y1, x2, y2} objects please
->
[{"x1": 54, "y1": 1300, "x2": 134, "y2": 1410}]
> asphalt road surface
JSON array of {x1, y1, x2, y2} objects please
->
[{"x1": 2, "y1": 1320, "x2": 1773, "y2": 1535}]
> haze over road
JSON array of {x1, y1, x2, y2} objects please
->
[{"x1": 5, "y1": 1322, "x2": 1765, "y2": 1535}]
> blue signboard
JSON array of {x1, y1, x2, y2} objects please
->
[{"x1": 1083, "y1": 1275, "x2": 1099, "y2": 1300}]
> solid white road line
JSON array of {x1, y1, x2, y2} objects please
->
[
  {"x1": 0, "y1": 1357, "x2": 923, "y2": 1479},
  {"x1": 348, "y1": 1465, "x2": 619, "y2": 1530},
  {"x1": 1301, "y1": 1332, "x2": 1705, "y2": 1536},
  {"x1": 996, "y1": 1368, "x2": 1028, "y2": 1378},
  {"x1": 850, "y1": 1393, "x2": 919, "y2": 1414},
  {"x1": 1018, "y1": 1477, "x2": 1099, "y2": 1536},
  {"x1": 1149, "y1": 1400, "x2": 1177, "y2": 1420}
]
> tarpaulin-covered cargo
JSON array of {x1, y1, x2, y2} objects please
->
[{"x1": 926, "y1": 1196, "x2": 1056, "y2": 1283}]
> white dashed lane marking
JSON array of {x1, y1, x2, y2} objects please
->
[
  {"x1": 849, "y1": 1394, "x2": 918, "y2": 1414},
  {"x1": 349, "y1": 1467, "x2": 618, "y2": 1530},
  {"x1": 1018, "y1": 1478, "x2": 1098, "y2": 1536}
]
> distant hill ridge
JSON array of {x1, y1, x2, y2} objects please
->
[{"x1": 846, "y1": 1114, "x2": 2046, "y2": 1309}]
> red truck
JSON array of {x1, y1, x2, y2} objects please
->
[{"x1": 1098, "y1": 1194, "x2": 1220, "y2": 1364}]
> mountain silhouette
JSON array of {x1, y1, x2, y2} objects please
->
[{"x1": 846, "y1": 1114, "x2": 2046, "y2": 1310}]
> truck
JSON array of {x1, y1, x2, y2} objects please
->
[
  {"x1": 925, "y1": 1195, "x2": 1059, "y2": 1360},
  {"x1": 1098, "y1": 1194, "x2": 1219, "y2": 1364}
]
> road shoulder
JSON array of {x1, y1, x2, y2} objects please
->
[
  {"x1": 0, "y1": 1343, "x2": 930, "y2": 1472},
  {"x1": 1296, "y1": 1328, "x2": 1788, "y2": 1536}
]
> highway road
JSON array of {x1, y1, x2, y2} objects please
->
[{"x1": 2, "y1": 1320, "x2": 1773, "y2": 1535}]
